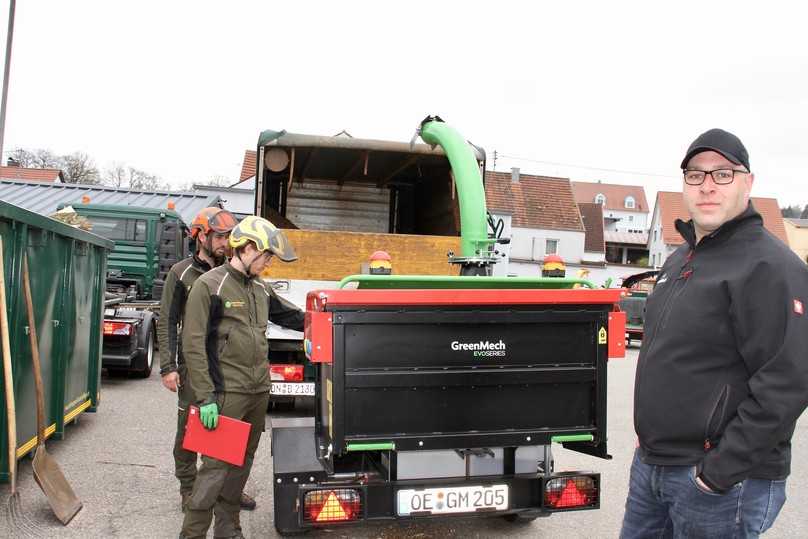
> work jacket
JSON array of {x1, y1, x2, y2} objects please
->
[
  {"x1": 634, "y1": 203, "x2": 808, "y2": 492},
  {"x1": 157, "y1": 254, "x2": 212, "y2": 375},
  {"x1": 183, "y1": 263, "x2": 304, "y2": 400}
]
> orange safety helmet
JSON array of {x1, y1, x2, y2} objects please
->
[{"x1": 190, "y1": 207, "x2": 238, "y2": 239}]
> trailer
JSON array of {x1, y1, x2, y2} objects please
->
[{"x1": 270, "y1": 118, "x2": 627, "y2": 534}]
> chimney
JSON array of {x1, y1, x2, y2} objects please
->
[
  {"x1": 511, "y1": 167, "x2": 520, "y2": 183},
  {"x1": 7, "y1": 157, "x2": 20, "y2": 167}
]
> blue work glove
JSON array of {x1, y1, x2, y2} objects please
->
[{"x1": 199, "y1": 402, "x2": 220, "y2": 430}]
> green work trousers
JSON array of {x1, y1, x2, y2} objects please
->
[{"x1": 181, "y1": 391, "x2": 269, "y2": 539}]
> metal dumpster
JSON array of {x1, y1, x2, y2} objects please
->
[{"x1": 0, "y1": 200, "x2": 112, "y2": 483}]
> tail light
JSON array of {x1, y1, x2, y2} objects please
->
[
  {"x1": 269, "y1": 364, "x2": 304, "y2": 382},
  {"x1": 103, "y1": 321, "x2": 132, "y2": 336},
  {"x1": 303, "y1": 489, "x2": 362, "y2": 523},
  {"x1": 544, "y1": 475, "x2": 598, "y2": 509}
]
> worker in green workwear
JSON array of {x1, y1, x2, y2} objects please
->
[
  {"x1": 158, "y1": 207, "x2": 260, "y2": 521},
  {"x1": 179, "y1": 215, "x2": 304, "y2": 539}
]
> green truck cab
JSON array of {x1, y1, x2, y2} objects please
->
[
  {"x1": 63, "y1": 203, "x2": 190, "y2": 300},
  {"x1": 58, "y1": 203, "x2": 191, "y2": 377}
]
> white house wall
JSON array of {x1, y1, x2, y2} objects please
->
[{"x1": 601, "y1": 208, "x2": 648, "y2": 232}]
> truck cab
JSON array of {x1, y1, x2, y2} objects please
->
[
  {"x1": 60, "y1": 202, "x2": 190, "y2": 377},
  {"x1": 64, "y1": 203, "x2": 190, "y2": 300}
]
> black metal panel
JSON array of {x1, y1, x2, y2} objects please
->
[
  {"x1": 271, "y1": 426, "x2": 327, "y2": 478},
  {"x1": 345, "y1": 384, "x2": 594, "y2": 436},
  {"x1": 338, "y1": 310, "x2": 601, "y2": 370},
  {"x1": 324, "y1": 304, "x2": 611, "y2": 454}
]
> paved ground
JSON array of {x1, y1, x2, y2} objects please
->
[{"x1": 1, "y1": 348, "x2": 806, "y2": 538}]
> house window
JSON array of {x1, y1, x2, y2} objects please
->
[
  {"x1": 625, "y1": 196, "x2": 636, "y2": 209},
  {"x1": 653, "y1": 229, "x2": 657, "y2": 242},
  {"x1": 595, "y1": 193, "x2": 606, "y2": 205},
  {"x1": 545, "y1": 239, "x2": 559, "y2": 255},
  {"x1": 628, "y1": 215, "x2": 634, "y2": 222}
]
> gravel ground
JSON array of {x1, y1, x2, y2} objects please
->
[{"x1": 1, "y1": 347, "x2": 805, "y2": 538}]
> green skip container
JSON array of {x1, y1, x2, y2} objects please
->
[{"x1": 0, "y1": 200, "x2": 112, "y2": 482}]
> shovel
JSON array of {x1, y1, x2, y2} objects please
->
[
  {"x1": 1, "y1": 238, "x2": 18, "y2": 497},
  {"x1": 21, "y1": 255, "x2": 82, "y2": 525}
]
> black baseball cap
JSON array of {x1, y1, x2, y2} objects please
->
[{"x1": 680, "y1": 128, "x2": 750, "y2": 171}]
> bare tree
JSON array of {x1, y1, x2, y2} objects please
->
[
  {"x1": 61, "y1": 151, "x2": 99, "y2": 184},
  {"x1": 102, "y1": 163, "x2": 163, "y2": 190},
  {"x1": 127, "y1": 166, "x2": 160, "y2": 191},
  {"x1": 200, "y1": 174, "x2": 232, "y2": 187},
  {"x1": 9, "y1": 147, "x2": 60, "y2": 168},
  {"x1": 103, "y1": 162, "x2": 127, "y2": 188}
]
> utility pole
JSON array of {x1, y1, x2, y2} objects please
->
[{"x1": 0, "y1": 0, "x2": 17, "y2": 163}]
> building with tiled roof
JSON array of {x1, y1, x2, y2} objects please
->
[
  {"x1": 571, "y1": 181, "x2": 649, "y2": 234},
  {"x1": 577, "y1": 202, "x2": 605, "y2": 264},
  {"x1": 783, "y1": 218, "x2": 808, "y2": 264},
  {"x1": 647, "y1": 191, "x2": 788, "y2": 268},
  {"x1": 485, "y1": 168, "x2": 585, "y2": 276},
  {"x1": 0, "y1": 165, "x2": 63, "y2": 183},
  {"x1": 239, "y1": 150, "x2": 257, "y2": 182}
]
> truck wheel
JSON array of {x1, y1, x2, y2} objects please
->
[{"x1": 132, "y1": 323, "x2": 155, "y2": 378}]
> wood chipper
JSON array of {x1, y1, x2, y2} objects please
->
[{"x1": 270, "y1": 117, "x2": 626, "y2": 534}]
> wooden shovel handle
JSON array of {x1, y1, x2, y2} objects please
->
[
  {"x1": 21, "y1": 256, "x2": 45, "y2": 446},
  {"x1": 0, "y1": 238, "x2": 18, "y2": 491}
]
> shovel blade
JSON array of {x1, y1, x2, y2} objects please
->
[{"x1": 32, "y1": 447, "x2": 83, "y2": 525}]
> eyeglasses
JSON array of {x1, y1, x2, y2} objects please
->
[{"x1": 683, "y1": 168, "x2": 748, "y2": 186}]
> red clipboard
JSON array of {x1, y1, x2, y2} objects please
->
[{"x1": 182, "y1": 406, "x2": 251, "y2": 467}]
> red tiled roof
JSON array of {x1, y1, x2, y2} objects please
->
[
  {"x1": 655, "y1": 191, "x2": 788, "y2": 245},
  {"x1": 578, "y1": 203, "x2": 605, "y2": 253},
  {"x1": 571, "y1": 181, "x2": 649, "y2": 213},
  {"x1": 0, "y1": 166, "x2": 62, "y2": 182},
  {"x1": 239, "y1": 150, "x2": 257, "y2": 181},
  {"x1": 485, "y1": 171, "x2": 584, "y2": 232}
]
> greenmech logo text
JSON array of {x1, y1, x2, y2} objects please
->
[{"x1": 450, "y1": 340, "x2": 507, "y2": 357}]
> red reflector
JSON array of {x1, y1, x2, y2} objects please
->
[
  {"x1": 269, "y1": 364, "x2": 304, "y2": 382},
  {"x1": 544, "y1": 476, "x2": 597, "y2": 509},
  {"x1": 103, "y1": 321, "x2": 131, "y2": 336},
  {"x1": 303, "y1": 489, "x2": 361, "y2": 523}
]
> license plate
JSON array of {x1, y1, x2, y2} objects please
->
[
  {"x1": 270, "y1": 382, "x2": 314, "y2": 396},
  {"x1": 397, "y1": 484, "x2": 508, "y2": 516}
]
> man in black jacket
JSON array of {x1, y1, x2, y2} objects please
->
[{"x1": 621, "y1": 129, "x2": 808, "y2": 538}]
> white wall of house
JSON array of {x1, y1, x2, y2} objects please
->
[
  {"x1": 583, "y1": 251, "x2": 606, "y2": 264},
  {"x1": 489, "y1": 212, "x2": 585, "y2": 276},
  {"x1": 600, "y1": 208, "x2": 648, "y2": 233},
  {"x1": 646, "y1": 204, "x2": 679, "y2": 268},
  {"x1": 508, "y1": 227, "x2": 585, "y2": 264}
]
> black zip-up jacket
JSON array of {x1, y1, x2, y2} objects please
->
[
  {"x1": 635, "y1": 203, "x2": 808, "y2": 492},
  {"x1": 157, "y1": 254, "x2": 212, "y2": 376}
]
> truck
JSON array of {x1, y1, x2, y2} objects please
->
[
  {"x1": 618, "y1": 270, "x2": 659, "y2": 345},
  {"x1": 266, "y1": 117, "x2": 627, "y2": 534},
  {"x1": 58, "y1": 202, "x2": 191, "y2": 377}
]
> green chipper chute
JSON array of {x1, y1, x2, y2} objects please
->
[{"x1": 414, "y1": 115, "x2": 505, "y2": 276}]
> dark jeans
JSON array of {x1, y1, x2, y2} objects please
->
[{"x1": 620, "y1": 449, "x2": 786, "y2": 539}]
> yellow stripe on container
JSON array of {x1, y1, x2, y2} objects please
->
[{"x1": 14, "y1": 399, "x2": 92, "y2": 459}]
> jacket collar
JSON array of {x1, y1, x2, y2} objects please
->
[
  {"x1": 192, "y1": 253, "x2": 213, "y2": 272},
  {"x1": 224, "y1": 261, "x2": 255, "y2": 286},
  {"x1": 675, "y1": 202, "x2": 762, "y2": 250}
]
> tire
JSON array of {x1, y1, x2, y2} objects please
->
[{"x1": 132, "y1": 323, "x2": 155, "y2": 378}]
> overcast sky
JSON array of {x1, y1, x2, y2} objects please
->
[{"x1": 2, "y1": 1, "x2": 807, "y2": 210}]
